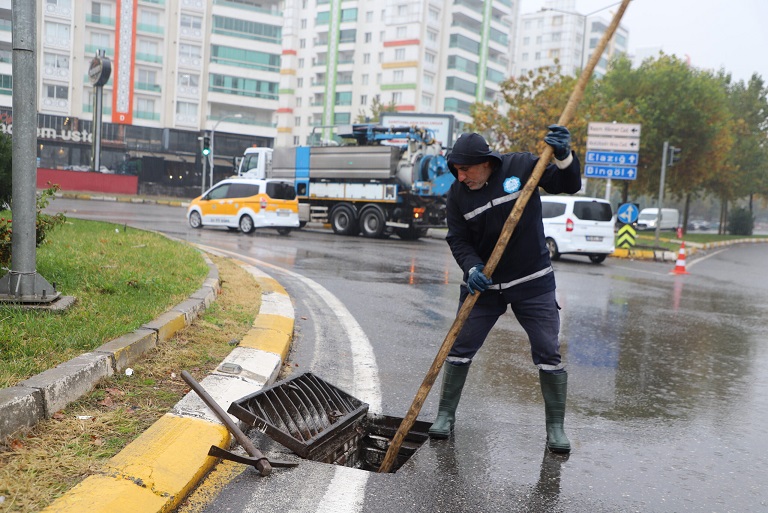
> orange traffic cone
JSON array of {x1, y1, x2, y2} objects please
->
[{"x1": 672, "y1": 241, "x2": 689, "y2": 274}]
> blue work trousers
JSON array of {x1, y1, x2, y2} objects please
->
[{"x1": 448, "y1": 290, "x2": 564, "y2": 373}]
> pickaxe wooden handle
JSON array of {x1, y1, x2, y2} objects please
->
[{"x1": 378, "y1": 0, "x2": 633, "y2": 473}]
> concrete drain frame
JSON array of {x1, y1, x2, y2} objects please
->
[{"x1": 227, "y1": 371, "x2": 430, "y2": 472}]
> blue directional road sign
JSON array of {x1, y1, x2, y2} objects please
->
[
  {"x1": 585, "y1": 150, "x2": 639, "y2": 166},
  {"x1": 617, "y1": 203, "x2": 639, "y2": 224},
  {"x1": 584, "y1": 165, "x2": 638, "y2": 180}
]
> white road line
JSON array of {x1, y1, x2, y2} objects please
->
[{"x1": 686, "y1": 247, "x2": 728, "y2": 269}]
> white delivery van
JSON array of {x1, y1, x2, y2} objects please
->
[
  {"x1": 636, "y1": 208, "x2": 679, "y2": 231},
  {"x1": 541, "y1": 196, "x2": 615, "y2": 264}
]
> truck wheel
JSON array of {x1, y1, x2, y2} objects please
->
[
  {"x1": 395, "y1": 227, "x2": 426, "y2": 241},
  {"x1": 359, "y1": 206, "x2": 386, "y2": 238},
  {"x1": 589, "y1": 254, "x2": 607, "y2": 264},
  {"x1": 277, "y1": 227, "x2": 292, "y2": 236},
  {"x1": 546, "y1": 237, "x2": 560, "y2": 261},
  {"x1": 189, "y1": 211, "x2": 203, "y2": 229},
  {"x1": 239, "y1": 214, "x2": 255, "y2": 234},
  {"x1": 331, "y1": 205, "x2": 357, "y2": 235}
]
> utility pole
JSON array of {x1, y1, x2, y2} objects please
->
[{"x1": 0, "y1": 0, "x2": 60, "y2": 304}]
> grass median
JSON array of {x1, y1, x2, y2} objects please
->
[{"x1": 0, "y1": 219, "x2": 267, "y2": 512}]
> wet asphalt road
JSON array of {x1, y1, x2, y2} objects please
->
[{"x1": 49, "y1": 199, "x2": 768, "y2": 512}]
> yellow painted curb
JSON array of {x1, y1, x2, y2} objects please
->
[{"x1": 43, "y1": 415, "x2": 229, "y2": 513}]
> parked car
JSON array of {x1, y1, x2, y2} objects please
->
[
  {"x1": 187, "y1": 178, "x2": 300, "y2": 235},
  {"x1": 541, "y1": 195, "x2": 615, "y2": 264},
  {"x1": 636, "y1": 208, "x2": 680, "y2": 231},
  {"x1": 687, "y1": 219, "x2": 711, "y2": 231}
]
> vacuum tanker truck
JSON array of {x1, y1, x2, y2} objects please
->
[{"x1": 236, "y1": 124, "x2": 454, "y2": 240}]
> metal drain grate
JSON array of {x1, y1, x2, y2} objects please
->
[{"x1": 228, "y1": 372, "x2": 369, "y2": 460}]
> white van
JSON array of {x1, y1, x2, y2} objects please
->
[
  {"x1": 636, "y1": 208, "x2": 679, "y2": 231},
  {"x1": 540, "y1": 196, "x2": 615, "y2": 264}
]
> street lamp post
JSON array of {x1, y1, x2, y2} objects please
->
[{"x1": 209, "y1": 113, "x2": 243, "y2": 186}]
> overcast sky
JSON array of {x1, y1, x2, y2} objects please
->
[{"x1": 518, "y1": 0, "x2": 768, "y2": 84}]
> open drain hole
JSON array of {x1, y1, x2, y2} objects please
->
[{"x1": 228, "y1": 372, "x2": 430, "y2": 473}]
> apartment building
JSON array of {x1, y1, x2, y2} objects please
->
[
  {"x1": 275, "y1": 0, "x2": 517, "y2": 146},
  {"x1": 514, "y1": 0, "x2": 628, "y2": 79},
  {"x1": 0, "y1": 0, "x2": 516, "y2": 194}
]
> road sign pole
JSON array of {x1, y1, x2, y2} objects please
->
[{"x1": 654, "y1": 141, "x2": 669, "y2": 247}]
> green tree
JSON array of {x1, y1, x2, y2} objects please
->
[
  {"x1": 0, "y1": 132, "x2": 11, "y2": 208},
  {"x1": 355, "y1": 96, "x2": 398, "y2": 123}
]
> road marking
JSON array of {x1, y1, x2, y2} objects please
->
[
  {"x1": 196, "y1": 244, "x2": 380, "y2": 513},
  {"x1": 686, "y1": 248, "x2": 728, "y2": 269}
]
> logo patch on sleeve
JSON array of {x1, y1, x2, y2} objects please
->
[{"x1": 503, "y1": 177, "x2": 521, "y2": 193}]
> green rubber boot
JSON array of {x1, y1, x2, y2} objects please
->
[
  {"x1": 539, "y1": 370, "x2": 571, "y2": 453},
  {"x1": 428, "y1": 362, "x2": 470, "y2": 439}
]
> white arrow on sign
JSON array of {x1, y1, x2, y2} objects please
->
[
  {"x1": 587, "y1": 122, "x2": 642, "y2": 137},
  {"x1": 586, "y1": 136, "x2": 640, "y2": 151}
]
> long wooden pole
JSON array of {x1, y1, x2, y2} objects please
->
[{"x1": 378, "y1": 0, "x2": 632, "y2": 473}]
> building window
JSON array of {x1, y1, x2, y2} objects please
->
[
  {"x1": 522, "y1": 53, "x2": 528, "y2": 61},
  {"x1": 425, "y1": 52, "x2": 436, "y2": 64},
  {"x1": 549, "y1": 49, "x2": 560, "y2": 59},
  {"x1": 423, "y1": 72, "x2": 434, "y2": 86},
  {"x1": 300, "y1": 38, "x2": 306, "y2": 48},
  {"x1": 366, "y1": 11, "x2": 373, "y2": 22},
  {"x1": 397, "y1": 4, "x2": 407, "y2": 16},
  {"x1": 44, "y1": 84, "x2": 68, "y2": 100},
  {"x1": 294, "y1": 116, "x2": 301, "y2": 127},
  {"x1": 552, "y1": 32, "x2": 561, "y2": 42},
  {"x1": 176, "y1": 101, "x2": 197, "y2": 116},
  {"x1": 91, "y1": 32, "x2": 111, "y2": 49},
  {"x1": 298, "y1": 58, "x2": 304, "y2": 68},
  {"x1": 363, "y1": 53, "x2": 370, "y2": 64},
  {"x1": 179, "y1": 73, "x2": 199, "y2": 88},
  {"x1": 361, "y1": 94, "x2": 367, "y2": 105},
  {"x1": 523, "y1": 36, "x2": 530, "y2": 45},
  {"x1": 179, "y1": 43, "x2": 201, "y2": 59},
  {"x1": 395, "y1": 48, "x2": 405, "y2": 60},
  {"x1": 362, "y1": 74, "x2": 369, "y2": 85},
  {"x1": 393, "y1": 70, "x2": 404, "y2": 82},
  {"x1": 293, "y1": 136, "x2": 300, "y2": 145},
  {"x1": 296, "y1": 97, "x2": 302, "y2": 107},
  {"x1": 427, "y1": 30, "x2": 438, "y2": 43},
  {"x1": 378, "y1": 52, "x2": 383, "y2": 63},
  {"x1": 301, "y1": 19, "x2": 307, "y2": 29},
  {"x1": 180, "y1": 14, "x2": 202, "y2": 30},
  {"x1": 429, "y1": 7, "x2": 439, "y2": 21},
  {"x1": 44, "y1": 53, "x2": 70, "y2": 71},
  {"x1": 365, "y1": 32, "x2": 372, "y2": 43},
  {"x1": 297, "y1": 78, "x2": 303, "y2": 87},
  {"x1": 421, "y1": 94, "x2": 432, "y2": 108},
  {"x1": 396, "y1": 26, "x2": 407, "y2": 38},
  {"x1": 392, "y1": 91, "x2": 402, "y2": 103}
]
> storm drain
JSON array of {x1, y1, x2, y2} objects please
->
[{"x1": 228, "y1": 371, "x2": 430, "y2": 472}]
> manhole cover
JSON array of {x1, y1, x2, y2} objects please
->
[{"x1": 228, "y1": 372, "x2": 429, "y2": 472}]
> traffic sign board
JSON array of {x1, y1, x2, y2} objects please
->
[
  {"x1": 584, "y1": 165, "x2": 638, "y2": 180},
  {"x1": 587, "y1": 122, "x2": 642, "y2": 137},
  {"x1": 586, "y1": 136, "x2": 640, "y2": 151},
  {"x1": 585, "y1": 150, "x2": 639, "y2": 166},
  {"x1": 617, "y1": 203, "x2": 639, "y2": 224}
]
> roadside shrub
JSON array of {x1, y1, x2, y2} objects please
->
[
  {"x1": 0, "y1": 132, "x2": 10, "y2": 209},
  {"x1": 0, "y1": 183, "x2": 66, "y2": 268},
  {"x1": 728, "y1": 207, "x2": 754, "y2": 236}
]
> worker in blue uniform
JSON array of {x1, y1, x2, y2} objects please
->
[{"x1": 429, "y1": 126, "x2": 581, "y2": 454}]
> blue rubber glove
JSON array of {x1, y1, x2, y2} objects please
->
[
  {"x1": 467, "y1": 264, "x2": 492, "y2": 294},
  {"x1": 544, "y1": 124, "x2": 571, "y2": 160}
]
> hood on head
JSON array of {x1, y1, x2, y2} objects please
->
[{"x1": 447, "y1": 133, "x2": 502, "y2": 178}]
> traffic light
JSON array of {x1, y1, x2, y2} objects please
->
[
  {"x1": 201, "y1": 135, "x2": 211, "y2": 156},
  {"x1": 668, "y1": 146, "x2": 681, "y2": 166}
]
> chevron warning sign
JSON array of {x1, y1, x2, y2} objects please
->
[{"x1": 617, "y1": 224, "x2": 636, "y2": 248}]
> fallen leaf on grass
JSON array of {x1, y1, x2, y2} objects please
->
[
  {"x1": 98, "y1": 396, "x2": 114, "y2": 408},
  {"x1": 105, "y1": 387, "x2": 125, "y2": 397},
  {"x1": 90, "y1": 435, "x2": 104, "y2": 446},
  {"x1": 9, "y1": 438, "x2": 24, "y2": 450},
  {"x1": 52, "y1": 411, "x2": 66, "y2": 420}
]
